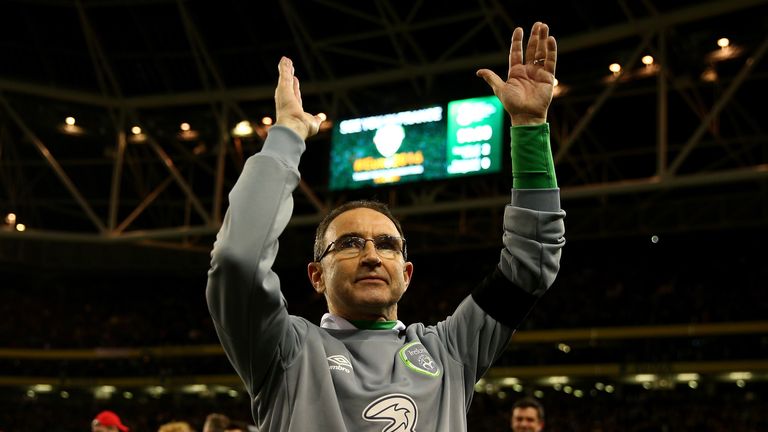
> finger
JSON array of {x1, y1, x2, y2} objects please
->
[
  {"x1": 525, "y1": 22, "x2": 540, "y2": 65},
  {"x1": 293, "y1": 76, "x2": 303, "y2": 108},
  {"x1": 509, "y1": 27, "x2": 524, "y2": 70},
  {"x1": 476, "y1": 69, "x2": 506, "y2": 95},
  {"x1": 546, "y1": 35, "x2": 557, "y2": 76},
  {"x1": 275, "y1": 57, "x2": 295, "y2": 103},
  {"x1": 535, "y1": 23, "x2": 549, "y2": 66},
  {"x1": 278, "y1": 57, "x2": 294, "y2": 88}
]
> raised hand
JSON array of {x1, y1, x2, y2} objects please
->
[
  {"x1": 274, "y1": 56, "x2": 323, "y2": 140},
  {"x1": 476, "y1": 22, "x2": 557, "y2": 126}
]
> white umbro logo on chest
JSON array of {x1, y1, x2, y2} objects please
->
[{"x1": 327, "y1": 355, "x2": 353, "y2": 374}]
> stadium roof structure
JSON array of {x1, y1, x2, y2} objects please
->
[{"x1": 1, "y1": 0, "x2": 767, "y2": 269}]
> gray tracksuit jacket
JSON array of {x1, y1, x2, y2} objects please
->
[{"x1": 207, "y1": 125, "x2": 565, "y2": 431}]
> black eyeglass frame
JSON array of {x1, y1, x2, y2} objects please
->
[{"x1": 315, "y1": 235, "x2": 407, "y2": 262}]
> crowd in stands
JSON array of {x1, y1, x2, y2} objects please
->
[{"x1": 2, "y1": 229, "x2": 764, "y2": 350}]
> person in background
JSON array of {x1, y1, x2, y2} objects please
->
[
  {"x1": 157, "y1": 421, "x2": 194, "y2": 432},
  {"x1": 91, "y1": 410, "x2": 129, "y2": 432},
  {"x1": 203, "y1": 413, "x2": 230, "y2": 432},
  {"x1": 510, "y1": 397, "x2": 545, "y2": 432}
]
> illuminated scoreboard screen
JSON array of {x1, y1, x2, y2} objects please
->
[{"x1": 328, "y1": 96, "x2": 504, "y2": 190}]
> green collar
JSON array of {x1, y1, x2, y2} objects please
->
[{"x1": 349, "y1": 320, "x2": 398, "y2": 330}]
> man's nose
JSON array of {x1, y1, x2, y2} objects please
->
[{"x1": 360, "y1": 241, "x2": 382, "y2": 264}]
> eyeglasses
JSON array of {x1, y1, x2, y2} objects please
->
[{"x1": 316, "y1": 234, "x2": 407, "y2": 262}]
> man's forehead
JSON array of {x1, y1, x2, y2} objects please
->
[
  {"x1": 513, "y1": 407, "x2": 540, "y2": 419},
  {"x1": 326, "y1": 208, "x2": 398, "y2": 238}
]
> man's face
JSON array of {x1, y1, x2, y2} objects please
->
[
  {"x1": 92, "y1": 423, "x2": 118, "y2": 432},
  {"x1": 309, "y1": 208, "x2": 413, "y2": 320},
  {"x1": 511, "y1": 407, "x2": 544, "y2": 432}
]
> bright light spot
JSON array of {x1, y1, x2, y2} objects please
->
[
  {"x1": 553, "y1": 383, "x2": 562, "y2": 391},
  {"x1": 94, "y1": 385, "x2": 117, "y2": 400},
  {"x1": 605, "y1": 385, "x2": 615, "y2": 393},
  {"x1": 642, "y1": 382, "x2": 652, "y2": 390},
  {"x1": 498, "y1": 391, "x2": 507, "y2": 399},
  {"x1": 642, "y1": 55, "x2": 654, "y2": 65},
  {"x1": 609, "y1": 63, "x2": 622, "y2": 73},
  {"x1": 729, "y1": 372, "x2": 752, "y2": 381},
  {"x1": 474, "y1": 379, "x2": 485, "y2": 392},
  {"x1": 651, "y1": 235, "x2": 659, "y2": 244},
  {"x1": 233, "y1": 121, "x2": 253, "y2": 137},
  {"x1": 736, "y1": 380, "x2": 746, "y2": 388},
  {"x1": 701, "y1": 67, "x2": 718, "y2": 83},
  {"x1": 5, "y1": 213, "x2": 16, "y2": 224},
  {"x1": 32, "y1": 384, "x2": 53, "y2": 393},
  {"x1": 60, "y1": 391, "x2": 70, "y2": 399},
  {"x1": 595, "y1": 382, "x2": 605, "y2": 390},
  {"x1": 131, "y1": 126, "x2": 142, "y2": 135},
  {"x1": 677, "y1": 373, "x2": 700, "y2": 382},
  {"x1": 16, "y1": 223, "x2": 26, "y2": 232},
  {"x1": 635, "y1": 374, "x2": 656, "y2": 383},
  {"x1": 147, "y1": 386, "x2": 165, "y2": 397},
  {"x1": 261, "y1": 116, "x2": 273, "y2": 126},
  {"x1": 533, "y1": 390, "x2": 544, "y2": 398},
  {"x1": 65, "y1": 116, "x2": 76, "y2": 126},
  {"x1": 688, "y1": 381, "x2": 699, "y2": 389},
  {"x1": 513, "y1": 384, "x2": 523, "y2": 392},
  {"x1": 563, "y1": 386, "x2": 573, "y2": 394},
  {"x1": 717, "y1": 38, "x2": 730, "y2": 48},
  {"x1": 500, "y1": 377, "x2": 519, "y2": 386},
  {"x1": 548, "y1": 376, "x2": 569, "y2": 385},
  {"x1": 574, "y1": 389, "x2": 584, "y2": 398},
  {"x1": 123, "y1": 391, "x2": 133, "y2": 399},
  {"x1": 228, "y1": 389, "x2": 239, "y2": 398},
  {"x1": 553, "y1": 78, "x2": 559, "y2": 87},
  {"x1": 318, "y1": 113, "x2": 328, "y2": 122},
  {"x1": 557, "y1": 343, "x2": 571, "y2": 353},
  {"x1": 182, "y1": 384, "x2": 208, "y2": 394},
  {"x1": 180, "y1": 122, "x2": 191, "y2": 131},
  {"x1": 26, "y1": 390, "x2": 35, "y2": 398}
]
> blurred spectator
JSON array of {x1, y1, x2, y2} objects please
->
[
  {"x1": 203, "y1": 413, "x2": 229, "y2": 432},
  {"x1": 91, "y1": 410, "x2": 129, "y2": 432},
  {"x1": 510, "y1": 397, "x2": 545, "y2": 432},
  {"x1": 157, "y1": 421, "x2": 194, "y2": 432}
]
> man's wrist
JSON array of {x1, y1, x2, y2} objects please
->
[
  {"x1": 274, "y1": 119, "x2": 309, "y2": 141},
  {"x1": 510, "y1": 113, "x2": 546, "y2": 126}
]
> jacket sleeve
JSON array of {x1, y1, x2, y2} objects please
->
[
  {"x1": 205, "y1": 126, "x2": 308, "y2": 395},
  {"x1": 438, "y1": 124, "x2": 566, "y2": 402}
]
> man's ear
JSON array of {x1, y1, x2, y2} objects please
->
[
  {"x1": 307, "y1": 262, "x2": 325, "y2": 294},
  {"x1": 402, "y1": 261, "x2": 414, "y2": 289}
]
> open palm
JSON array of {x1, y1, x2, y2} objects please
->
[{"x1": 477, "y1": 22, "x2": 557, "y2": 125}]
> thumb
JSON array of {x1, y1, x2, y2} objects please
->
[{"x1": 476, "y1": 69, "x2": 505, "y2": 93}]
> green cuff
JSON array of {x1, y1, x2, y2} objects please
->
[{"x1": 510, "y1": 123, "x2": 557, "y2": 189}]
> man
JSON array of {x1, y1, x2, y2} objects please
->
[
  {"x1": 91, "y1": 410, "x2": 129, "y2": 432},
  {"x1": 203, "y1": 413, "x2": 230, "y2": 432},
  {"x1": 207, "y1": 21, "x2": 564, "y2": 431},
  {"x1": 510, "y1": 397, "x2": 545, "y2": 432}
]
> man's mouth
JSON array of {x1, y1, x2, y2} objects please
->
[{"x1": 356, "y1": 275, "x2": 387, "y2": 283}]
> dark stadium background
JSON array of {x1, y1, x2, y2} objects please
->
[{"x1": 1, "y1": 0, "x2": 767, "y2": 430}]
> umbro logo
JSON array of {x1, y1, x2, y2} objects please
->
[{"x1": 327, "y1": 355, "x2": 353, "y2": 374}]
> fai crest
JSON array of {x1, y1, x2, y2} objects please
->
[{"x1": 399, "y1": 342, "x2": 440, "y2": 377}]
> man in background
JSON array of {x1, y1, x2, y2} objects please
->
[
  {"x1": 91, "y1": 410, "x2": 129, "y2": 432},
  {"x1": 510, "y1": 397, "x2": 545, "y2": 432}
]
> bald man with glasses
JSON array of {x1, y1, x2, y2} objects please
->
[{"x1": 207, "y1": 21, "x2": 565, "y2": 432}]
